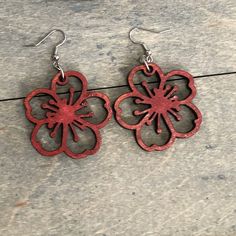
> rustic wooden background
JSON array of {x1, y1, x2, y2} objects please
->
[{"x1": 0, "y1": 0, "x2": 236, "y2": 235}]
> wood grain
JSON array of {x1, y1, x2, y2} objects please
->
[
  {"x1": 0, "y1": 0, "x2": 236, "y2": 99},
  {"x1": 1, "y1": 0, "x2": 236, "y2": 235},
  {"x1": 0, "y1": 74, "x2": 235, "y2": 236}
]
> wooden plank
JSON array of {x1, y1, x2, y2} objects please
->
[
  {"x1": 0, "y1": 74, "x2": 235, "y2": 235},
  {"x1": 0, "y1": 0, "x2": 236, "y2": 99}
]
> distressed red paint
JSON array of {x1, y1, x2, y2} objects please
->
[
  {"x1": 24, "y1": 71, "x2": 112, "y2": 159},
  {"x1": 114, "y1": 63, "x2": 202, "y2": 151}
]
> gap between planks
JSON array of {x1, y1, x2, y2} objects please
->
[{"x1": 0, "y1": 71, "x2": 235, "y2": 103}]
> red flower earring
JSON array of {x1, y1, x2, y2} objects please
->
[
  {"x1": 114, "y1": 27, "x2": 202, "y2": 151},
  {"x1": 24, "y1": 29, "x2": 112, "y2": 159}
]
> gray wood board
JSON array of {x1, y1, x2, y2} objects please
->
[
  {"x1": 0, "y1": 74, "x2": 235, "y2": 236},
  {"x1": 0, "y1": 0, "x2": 236, "y2": 99}
]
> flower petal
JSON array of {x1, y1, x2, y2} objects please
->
[
  {"x1": 64, "y1": 125, "x2": 101, "y2": 159},
  {"x1": 135, "y1": 113, "x2": 176, "y2": 151},
  {"x1": 128, "y1": 63, "x2": 164, "y2": 90},
  {"x1": 24, "y1": 88, "x2": 59, "y2": 124},
  {"x1": 127, "y1": 63, "x2": 165, "y2": 98},
  {"x1": 167, "y1": 103, "x2": 202, "y2": 138},
  {"x1": 114, "y1": 92, "x2": 152, "y2": 130},
  {"x1": 51, "y1": 71, "x2": 88, "y2": 106},
  {"x1": 74, "y1": 91, "x2": 112, "y2": 129},
  {"x1": 164, "y1": 70, "x2": 196, "y2": 103},
  {"x1": 31, "y1": 120, "x2": 66, "y2": 156}
]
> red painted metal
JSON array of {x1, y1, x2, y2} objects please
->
[
  {"x1": 24, "y1": 71, "x2": 112, "y2": 159},
  {"x1": 114, "y1": 63, "x2": 202, "y2": 151}
]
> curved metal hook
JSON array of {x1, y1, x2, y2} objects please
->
[
  {"x1": 129, "y1": 27, "x2": 170, "y2": 51},
  {"x1": 25, "y1": 29, "x2": 67, "y2": 79},
  {"x1": 26, "y1": 29, "x2": 67, "y2": 55},
  {"x1": 26, "y1": 29, "x2": 66, "y2": 48},
  {"x1": 25, "y1": 29, "x2": 67, "y2": 56},
  {"x1": 129, "y1": 27, "x2": 170, "y2": 72},
  {"x1": 129, "y1": 27, "x2": 150, "y2": 51}
]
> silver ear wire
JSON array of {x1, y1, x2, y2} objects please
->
[
  {"x1": 129, "y1": 27, "x2": 170, "y2": 71},
  {"x1": 25, "y1": 29, "x2": 67, "y2": 79}
]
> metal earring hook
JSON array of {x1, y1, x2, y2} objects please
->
[
  {"x1": 129, "y1": 27, "x2": 150, "y2": 52},
  {"x1": 25, "y1": 29, "x2": 67, "y2": 80},
  {"x1": 129, "y1": 27, "x2": 170, "y2": 71},
  {"x1": 129, "y1": 27, "x2": 170, "y2": 50}
]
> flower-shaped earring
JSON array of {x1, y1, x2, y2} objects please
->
[
  {"x1": 24, "y1": 29, "x2": 112, "y2": 159},
  {"x1": 114, "y1": 27, "x2": 202, "y2": 151}
]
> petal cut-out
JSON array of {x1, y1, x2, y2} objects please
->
[
  {"x1": 24, "y1": 88, "x2": 59, "y2": 124},
  {"x1": 135, "y1": 113, "x2": 176, "y2": 151},
  {"x1": 168, "y1": 103, "x2": 202, "y2": 138},
  {"x1": 31, "y1": 121, "x2": 66, "y2": 156},
  {"x1": 65, "y1": 126, "x2": 101, "y2": 159},
  {"x1": 78, "y1": 91, "x2": 112, "y2": 129},
  {"x1": 114, "y1": 92, "x2": 152, "y2": 130}
]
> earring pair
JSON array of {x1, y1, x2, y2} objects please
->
[{"x1": 24, "y1": 28, "x2": 202, "y2": 159}]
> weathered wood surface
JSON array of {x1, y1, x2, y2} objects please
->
[
  {"x1": 0, "y1": 74, "x2": 236, "y2": 236},
  {"x1": 0, "y1": 0, "x2": 236, "y2": 235},
  {"x1": 0, "y1": 0, "x2": 236, "y2": 99}
]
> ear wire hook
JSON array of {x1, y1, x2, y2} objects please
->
[
  {"x1": 25, "y1": 29, "x2": 67, "y2": 80},
  {"x1": 129, "y1": 27, "x2": 170, "y2": 71}
]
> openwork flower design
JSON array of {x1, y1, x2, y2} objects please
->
[
  {"x1": 114, "y1": 63, "x2": 202, "y2": 151},
  {"x1": 24, "y1": 71, "x2": 112, "y2": 159}
]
